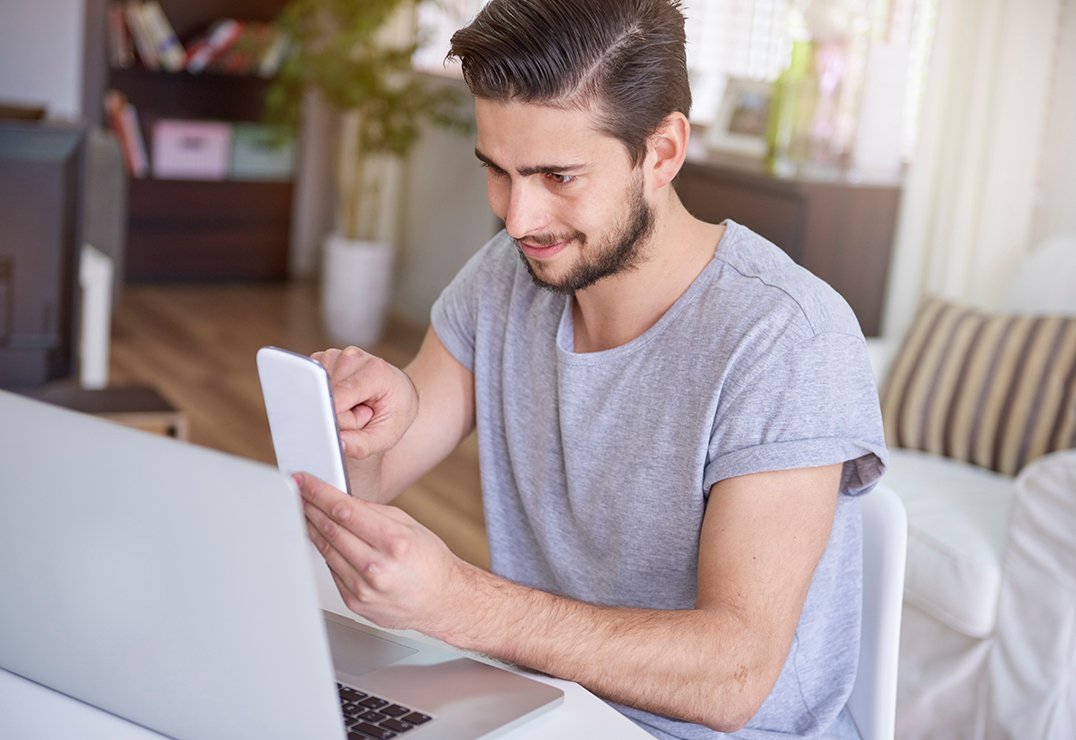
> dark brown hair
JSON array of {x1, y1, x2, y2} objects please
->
[{"x1": 447, "y1": 0, "x2": 692, "y2": 166}]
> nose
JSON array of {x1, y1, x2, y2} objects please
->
[{"x1": 500, "y1": 180, "x2": 550, "y2": 241}]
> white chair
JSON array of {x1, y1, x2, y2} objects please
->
[{"x1": 847, "y1": 484, "x2": 908, "y2": 740}]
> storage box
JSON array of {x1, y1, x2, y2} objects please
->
[
  {"x1": 151, "y1": 119, "x2": 231, "y2": 180},
  {"x1": 230, "y1": 123, "x2": 294, "y2": 180}
]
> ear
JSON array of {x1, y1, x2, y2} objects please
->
[{"x1": 646, "y1": 112, "x2": 690, "y2": 191}]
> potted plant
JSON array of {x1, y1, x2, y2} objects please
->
[{"x1": 266, "y1": 0, "x2": 467, "y2": 346}]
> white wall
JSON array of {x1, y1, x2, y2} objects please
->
[
  {"x1": 0, "y1": 0, "x2": 86, "y2": 119},
  {"x1": 392, "y1": 109, "x2": 498, "y2": 327}
]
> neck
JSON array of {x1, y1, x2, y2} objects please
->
[{"x1": 571, "y1": 195, "x2": 725, "y2": 353}]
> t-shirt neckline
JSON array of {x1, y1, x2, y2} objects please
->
[{"x1": 555, "y1": 220, "x2": 739, "y2": 362}]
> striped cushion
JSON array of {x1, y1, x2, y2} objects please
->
[{"x1": 882, "y1": 299, "x2": 1076, "y2": 476}]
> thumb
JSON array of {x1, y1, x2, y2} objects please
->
[{"x1": 339, "y1": 425, "x2": 391, "y2": 459}]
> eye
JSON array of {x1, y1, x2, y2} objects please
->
[{"x1": 546, "y1": 173, "x2": 576, "y2": 185}]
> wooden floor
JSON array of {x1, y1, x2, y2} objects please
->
[{"x1": 108, "y1": 280, "x2": 490, "y2": 569}]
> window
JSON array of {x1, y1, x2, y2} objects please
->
[
  {"x1": 414, "y1": 0, "x2": 936, "y2": 159},
  {"x1": 414, "y1": 0, "x2": 476, "y2": 74}
]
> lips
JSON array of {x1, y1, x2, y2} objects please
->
[{"x1": 519, "y1": 238, "x2": 571, "y2": 260}]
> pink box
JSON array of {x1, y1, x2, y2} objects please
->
[{"x1": 152, "y1": 119, "x2": 232, "y2": 180}]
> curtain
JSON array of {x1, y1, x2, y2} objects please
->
[{"x1": 882, "y1": 0, "x2": 1063, "y2": 339}]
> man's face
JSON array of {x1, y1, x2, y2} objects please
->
[{"x1": 474, "y1": 99, "x2": 655, "y2": 294}]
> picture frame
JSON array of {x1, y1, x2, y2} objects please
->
[{"x1": 707, "y1": 77, "x2": 773, "y2": 158}]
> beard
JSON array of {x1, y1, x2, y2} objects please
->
[{"x1": 513, "y1": 173, "x2": 655, "y2": 295}]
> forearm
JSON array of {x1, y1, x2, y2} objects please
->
[
  {"x1": 349, "y1": 408, "x2": 468, "y2": 504},
  {"x1": 435, "y1": 563, "x2": 781, "y2": 732},
  {"x1": 344, "y1": 455, "x2": 387, "y2": 503}
]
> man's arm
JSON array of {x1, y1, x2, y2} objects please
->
[
  {"x1": 298, "y1": 462, "x2": 843, "y2": 732},
  {"x1": 314, "y1": 327, "x2": 474, "y2": 503}
]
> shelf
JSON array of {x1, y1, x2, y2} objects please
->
[
  {"x1": 108, "y1": 67, "x2": 277, "y2": 122},
  {"x1": 95, "y1": 0, "x2": 297, "y2": 283}
]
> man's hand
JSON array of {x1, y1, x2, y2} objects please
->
[
  {"x1": 313, "y1": 346, "x2": 419, "y2": 461},
  {"x1": 311, "y1": 329, "x2": 475, "y2": 505},
  {"x1": 295, "y1": 471, "x2": 476, "y2": 636}
]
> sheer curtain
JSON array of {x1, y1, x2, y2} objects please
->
[{"x1": 882, "y1": 0, "x2": 1064, "y2": 339}]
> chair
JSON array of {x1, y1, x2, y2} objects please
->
[{"x1": 847, "y1": 484, "x2": 908, "y2": 740}]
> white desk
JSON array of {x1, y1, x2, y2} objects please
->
[
  {"x1": 0, "y1": 664, "x2": 648, "y2": 739},
  {"x1": 0, "y1": 564, "x2": 651, "y2": 739}
]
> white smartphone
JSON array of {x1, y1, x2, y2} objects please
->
[{"x1": 256, "y1": 346, "x2": 351, "y2": 494}]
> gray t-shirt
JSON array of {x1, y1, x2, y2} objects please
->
[{"x1": 431, "y1": 221, "x2": 887, "y2": 739}]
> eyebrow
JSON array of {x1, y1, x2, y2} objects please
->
[{"x1": 473, "y1": 148, "x2": 585, "y2": 177}]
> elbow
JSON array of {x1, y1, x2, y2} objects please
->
[
  {"x1": 700, "y1": 662, "x2": 779, "y2": 733},
  {"x1": 703, "y1": 698, "x2": 763, "y2": 734}
]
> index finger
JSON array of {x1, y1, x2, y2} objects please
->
[
  {"x1": 320, "y1": 349, "x2": 382, "y2": 415},
  {"x1": 311, "y1": 347, "x2": 348, "y2": 377}
]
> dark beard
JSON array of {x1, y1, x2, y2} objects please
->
[{"x1": 514, "y1": 176, "x2": 655, "y2": 295}]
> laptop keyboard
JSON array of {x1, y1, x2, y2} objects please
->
[{"x1": 338, "y1": 682, "x2": 433, "y2": 739}]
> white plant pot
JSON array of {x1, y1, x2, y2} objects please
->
[{"x1": 320, "y1": 233, "x2": 395, "y2": 348}]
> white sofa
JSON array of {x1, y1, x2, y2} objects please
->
[{"x1": 867, "y1": 234, "x2": 1076, "y2": 739}]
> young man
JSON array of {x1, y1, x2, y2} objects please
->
[{"x1": 296, "y1": 1, "x2": 887, "y2": 737}]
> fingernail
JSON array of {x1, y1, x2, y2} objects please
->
[{"x1": 292, "y1": 473, "x2": 304, "y2": 487}]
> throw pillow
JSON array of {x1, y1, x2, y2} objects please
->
[{"x1": 882, "y1": 298, "x2": 1076, "y2": 475}]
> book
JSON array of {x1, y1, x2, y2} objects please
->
[
  {"x1": 205, "y1": 21, "x2": 276, "y2": 76},
  {"x1": 103, "y1": 90, "x2": 149, "y2": 178},
  {"x1": 103, "y1": 90, "x2": 133, "y2": 174},
  {"x1": 139, "y1": 0, "x2": 185, "y2": 72},
  {"x1": 258, "y1": 29, "x2": 290, "y2": 78},
  {"x1": 124, "y1": 0, "x2": 158, "y2": 70},
  {"x1": 185, "y1": 18, "x2": 242, "y2": 73},
  {"x1": 123, "y1": 104, "x2": 150, "y2": 178},
  {"x1": 106, "y1": 1, "x2": 134, "y2": 68}
]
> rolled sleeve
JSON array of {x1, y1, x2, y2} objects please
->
[{"x1": 704, "y1": 331, "x2": 888, "y2": 496}]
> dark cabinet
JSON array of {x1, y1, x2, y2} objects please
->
[{"x1": 676, "y1": 153, "x2": 901, "y2": 336}]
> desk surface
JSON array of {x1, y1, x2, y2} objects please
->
[
  {"x1": 0, "y1": 562, "x2": 651, "y2": 739},
  {"x1": 0, "y1": 664, "x2": 649, "y2": 739}
]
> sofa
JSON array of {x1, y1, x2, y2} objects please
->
[{"x1": 866, "y1": 234, "x2": 1076, "y2": 739}]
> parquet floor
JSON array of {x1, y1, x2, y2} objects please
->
[{"x1": 108, "y1": 280, "x2": 490, "y2": 569}]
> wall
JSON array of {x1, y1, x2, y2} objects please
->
[
  {"x1": 0, "y1": 0, "x2": 86, "y2": 119},
  {"x1": 392, "y1": 103, "x2": 498, "y2": 327}
]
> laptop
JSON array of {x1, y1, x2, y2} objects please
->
[{"x1": 0, "y1": 390, "x2": 562, "y2": 739}]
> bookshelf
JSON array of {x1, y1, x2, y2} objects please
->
[{"x1": 93, "y1": 0, "x2": 295, "y2": 281}]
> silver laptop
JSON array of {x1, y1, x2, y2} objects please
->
[{"x1": 0, "y1": 390, "x2": 562, "y2": 739}]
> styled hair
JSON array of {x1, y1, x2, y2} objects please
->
[{"x1": 447, "y1": 0, "x2": 692, "y2": 166}]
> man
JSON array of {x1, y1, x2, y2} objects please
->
[{"x1": 295, "y1": 1, "x2": 887, "y2": 737}]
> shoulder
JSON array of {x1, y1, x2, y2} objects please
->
[
  {"x1": 709, "y1": 221, "x2": 864, "y2": 342},
  {"x1": 677, "y1": 221, "x2": 871, "y2": 400}
]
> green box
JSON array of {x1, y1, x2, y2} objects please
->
[{"x1": 229, "y1": 123, "x2": 294, "y2": 180}]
